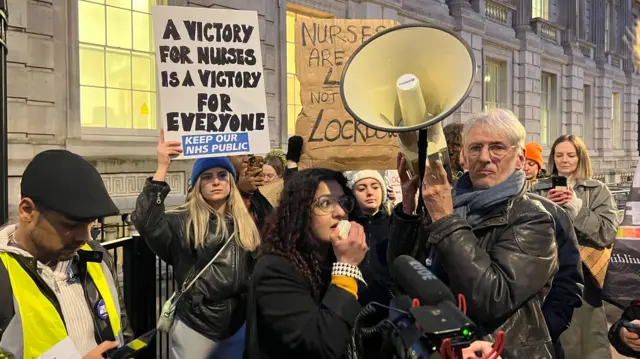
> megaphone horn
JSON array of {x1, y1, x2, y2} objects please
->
[{"x1": 340, "y1": 24, "x2": 476, "y2": 184}]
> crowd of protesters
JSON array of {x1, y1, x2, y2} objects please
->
[{"x1": 3, "y1": 108, "x2": 640, "y2": 359}]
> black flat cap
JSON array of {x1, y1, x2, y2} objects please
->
[{"x1": 21, "y1": 150, "x2": 119, "y2": 220}]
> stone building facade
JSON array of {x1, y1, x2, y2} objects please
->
[{"x1": 6, "y1": 0, "x2": 640, "y2": 219}]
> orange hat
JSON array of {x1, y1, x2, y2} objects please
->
[{"x1": 525, "y1": 142, "x2": 543, "y2": 169}]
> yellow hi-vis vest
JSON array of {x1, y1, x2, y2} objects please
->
[{"x1": 0, "y1": 244, "x2": 121, "y2": 358}]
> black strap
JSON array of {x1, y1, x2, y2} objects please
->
[{"x1": 0, "y1": 259, "x2": 14, "y2": 339}]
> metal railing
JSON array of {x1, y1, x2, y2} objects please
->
[{"x1": 96, "y1": 218, "x2": 176, "y2": 359}]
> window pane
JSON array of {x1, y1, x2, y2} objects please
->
[
  {"x1": 287, "y1": 75, "x2": 295, "y2": 105},
  {"x1": 79, "y1": 45, "x2": 105, "y2": 87},
  {"x1": 79, "y1": 1, "x2": 106, "y2": 45},
  {"x1": 288, "y1": 104, "x2": 296, "y2": 135},
  {"x1": 287, "y1": 12, "x2": 296, "y2": 43},
  {"x1": 106, "y1": 0, "x2": 131, "y2": 9},
  {"x1": 133, "y1": 91, "x2": 156, "y2": 129},
  {"x1": 133, "y1": 0, "x2": 152, "y2": 13},
  {"x1": 106, "y1": 50, "x2": 132, "y2": 89},
  {"x1": 287, "y1": 42, "x2": 296, "y2": 74},
  {"x1": 133, "y1": 12, "x2": 151, "y2": 52},
  {"x1": 81, "y1": 86, "x2": 106, "y2": 127},
  {"x1": 132, "y1": 53, "x2": 153, "y2": 91},
  {"x1": 107, "y1": 88, "x2": 133, "y2": 128},
  {"x1": 107, "y1": 6, "x2": 132, "y2": 49}
]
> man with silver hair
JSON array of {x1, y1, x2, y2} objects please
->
[{"x1": 389, "y1": 108, "x2": 559, "y2": 358}]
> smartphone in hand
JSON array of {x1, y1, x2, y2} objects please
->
[
  {"x1": 248, "y1": 155, "x2": 264, "y2": 169},
  {"x1": 622, "y1": 320, "x2": 640, "y2": 333},
  {"x1": 551, "y1": 175, "x2": 568, "y2": 191}
]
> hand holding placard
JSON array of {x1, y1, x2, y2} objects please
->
[
  {"x1": 154, "y1": 129, "x2": 183, "y2": 182},
  {"x1": 152, "y1": 6, "x2": 270, "y2": 160}
]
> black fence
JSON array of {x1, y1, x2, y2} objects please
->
[{"x1": 97, "y1": 218, "x2": 176, "y2": 359}]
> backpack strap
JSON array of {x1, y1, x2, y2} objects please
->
[{"x1": 0, "y1": 259, "x2": 15, "y2": 340}]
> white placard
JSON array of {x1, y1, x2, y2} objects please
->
[{"x1": 152, "y1": 6, "x2": 270, "y2": 159}]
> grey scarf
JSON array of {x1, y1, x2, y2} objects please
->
[{"x1": 453, "y1": 171, "x2": 525, "y2": 226}]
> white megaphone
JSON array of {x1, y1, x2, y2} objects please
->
[{"x1": 340, "y1": 24, "x2": 476, "y2": 182}]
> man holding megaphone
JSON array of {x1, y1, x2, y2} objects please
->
[{"x1": 387, "y1": 109, "x2": 558, "y2": 359}]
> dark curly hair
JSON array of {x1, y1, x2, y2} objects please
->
[{"x1": 259, "y1": 168, "x2": 350, "y2": 299}]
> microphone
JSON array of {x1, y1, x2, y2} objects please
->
[
  {"x1": 389, "y1": 255, "x2": 477, "y2": 356},
  {"x1": 390, "y1": 255, "x2": 455, "y2": 305}
]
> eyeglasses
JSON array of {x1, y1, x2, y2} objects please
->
[
  {"x1": 312, "y1": 195, "x2": 355, "y2": 214},
  {"x1": 466, "y1": 143, "x2": 515, "y2": 159}
]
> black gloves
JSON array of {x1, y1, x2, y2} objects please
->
[{"x1": 286, "y1": 136, "x2": 303, "y2": 163}]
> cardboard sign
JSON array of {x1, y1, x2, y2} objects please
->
[
  {"x1": 152, "y1": 6, "x2": 270, "y2": 159},
  {"x1": 294, "y1": 19, "x2": 400, "y2": 171}
]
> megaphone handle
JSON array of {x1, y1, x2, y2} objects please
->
[{"x1": 417, "y1": 129, "x2": 428, "y2": 216}]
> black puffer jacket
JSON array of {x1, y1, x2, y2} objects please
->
[
  {"x1": 131, "y1": 179, "x2": 251, "y2": 341},
  {"x1": 388, "y1": 189, "x2": 558, "y2": 359},
  {"x1": 352, "y1": 210, "x2": 394, "y2": 307}
]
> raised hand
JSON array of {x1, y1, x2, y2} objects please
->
[
  {"x1": 154, "y1": 129, "x2": 182, "y2": 182},
  {"x1": 421, "y1": 160, "x2": 454, "y2": 222}
]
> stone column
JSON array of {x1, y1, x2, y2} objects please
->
[
  {"x1": 562, "y1": 0, "x2": 582, "y2": 56},
  {"x1": 513, "y1": 0, "x2": 533, "y2": 34},
  {"x1": 593, "y1": 0, "x2": 607, "y2": 67},
  {"x1": 620, "y1": 0, "x2": 635, "y2": 75}
]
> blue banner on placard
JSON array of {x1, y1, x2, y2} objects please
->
[{"x1": 182, "y1": 133, "x2": 250, "y2": 157}]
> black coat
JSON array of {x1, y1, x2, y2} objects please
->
[
  {"x1": 244, "y1": 254, "x2": 361, "y2": 359},
  {"x1": 352, "y1": 210, "x2": 394, "y2": 307},
  {"x1": 131, "y1": 179, "x2": 251, "y2": 341},
  {"x1": 387, "y1": 189, "x2": 558, "y2": 359},
  {"x1": 528, "y1": 193, "x2": 584, "y2": 342},
  {"x1": 609, "y1": 301, "x2": 640, "y2": 358}
]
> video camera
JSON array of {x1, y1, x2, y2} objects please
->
[{"x1": 354, "y1": 255, "x2": 477, "y2": 359}]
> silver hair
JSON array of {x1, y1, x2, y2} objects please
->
[{"x1": 463, "y1": 108, "x2": 526, "y2": 149}]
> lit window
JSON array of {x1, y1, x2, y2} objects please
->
[
  {"x1": 612, "y1": 92, "x2": 622, "y2": 149},
  {"x1": 540, "y1": 72, "x2": 557, "y2": 146},
  {"x1": 532, "y1": 0, "x2": 549, "y2": 20},
  {"x1": 286, "y1": 7, "x2": 334, "y2": 136},
  {"x1": 483, "y1": 59, "x2": 507, "y2": 111},
  {"x1": 79, "y1": 0, "x2": 160, "y2": 130}
]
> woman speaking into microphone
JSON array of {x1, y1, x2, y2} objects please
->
[{"x1": 244, "y1": 169, "x2": 368, "y2": 359}]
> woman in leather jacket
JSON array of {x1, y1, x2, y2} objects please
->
[{"x1": 131, "y1": 130, "x2": 260, "y2": 359}]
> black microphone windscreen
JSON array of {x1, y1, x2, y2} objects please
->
[{"x1": 390, "y1": 255, "x2": 455, "y2": 305}]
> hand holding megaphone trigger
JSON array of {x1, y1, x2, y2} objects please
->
[{"x1": 421, "y1": 159, "x2": 454, "y2": 222}]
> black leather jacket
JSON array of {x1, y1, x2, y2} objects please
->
[
  {"x1": 131, "y1": 179, "x2": 251, "y2": 341},
  {"x1": 388, "y1": 189, "x2": 558, "y2": 359}
]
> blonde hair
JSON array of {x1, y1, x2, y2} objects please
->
[
  {"x1": 170, "y1": 172, "x2": 260, "y2": 251},
  {"x1": 548, "y1": 135, "x2": 593, "y2": 180}
]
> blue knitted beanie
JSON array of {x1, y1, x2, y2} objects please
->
[{"x1": 190, "y1": 157, "x2": 237, "y2": 187}]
